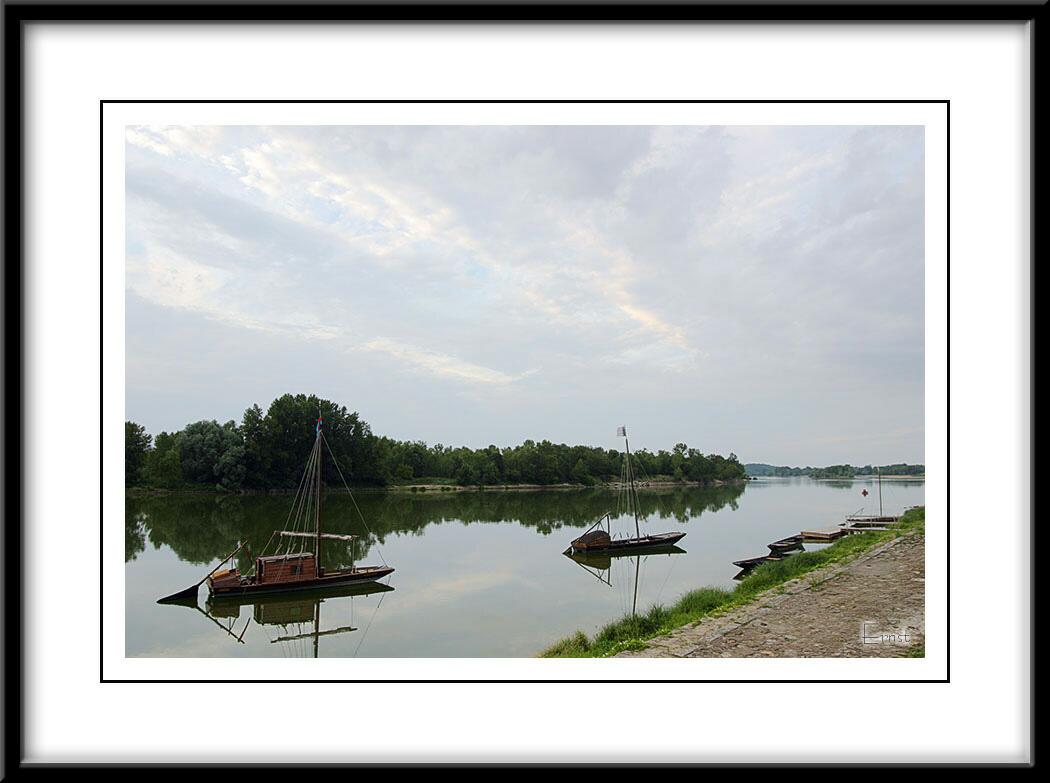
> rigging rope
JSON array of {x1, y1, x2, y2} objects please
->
[
  {"x1": 280, "y1": 438, "x2": 320, "y2": 557},
  {"x1": 353, "y1": 584, "x2": 389, "y2": 658},
  {"x1": 321, "y1": 432, "x2": 388, "y2": 567}
]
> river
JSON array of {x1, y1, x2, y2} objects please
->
[{"x1": 125, "y1": 477, "x2": 925, "y2": 657}]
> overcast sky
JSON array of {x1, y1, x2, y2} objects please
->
[{"x1": 125, "y1": 125, "x2": 923, "y2": 465}]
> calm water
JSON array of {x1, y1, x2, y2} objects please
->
[{"x1": 126, "y1": 477, "x2": 924, "y2": 657}]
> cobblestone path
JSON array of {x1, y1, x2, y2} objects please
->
[{"x1": 616, "y1": 534, "x2": 925, "y2": 658}]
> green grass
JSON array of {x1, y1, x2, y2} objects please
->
[
  {"x1": 904, "y1": 642, "x2": 925, "y2": 658},
  {"x1": 540, "y1": 506, "x2": 925, "y2": 658}
]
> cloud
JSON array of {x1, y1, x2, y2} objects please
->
[
  {"x1": 125, "y1": 124, "x2": 924, "y2": 463},
  {"x1": 360, "y1": 338, "x2": 537, "y2": 386}
]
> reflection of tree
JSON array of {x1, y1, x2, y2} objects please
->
[
  {"x1": 126, "y1": 482, "x2": 747, "y2": 567},
  {"x1": 125, "y1": 509, "x2": 147, "y2": 562},
  {"x1": 821, "y1": 480, "x2": 860, "y2": 491}
]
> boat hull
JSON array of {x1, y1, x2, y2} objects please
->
[
  {"x1": 208, "y1": 566, "x2": 394, "y2": 599},
  {"x1": 207, "y1": 581, "x2": 395, "y2": 615},
  {"x1": 565, "y1": 544, "x2": 686, "y2": 570},
  {"x1": 767, "y1": 535, "x2": 803, "y2": 553},
  {"x1": 567, "y1": 531, "x2": 686, "y2": 554}
]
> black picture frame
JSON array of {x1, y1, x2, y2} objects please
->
[{"x1": 3, "y1": 1, "x2": 1040, "y2": 771}]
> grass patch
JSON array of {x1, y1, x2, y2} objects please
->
[
  {"x1": 540, "y1": 506, "x2": 925, "y2": 657},
  {"x1": 903, "y1": 641, "x2": 925, "y2": 658}
]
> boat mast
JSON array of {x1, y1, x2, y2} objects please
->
[
  {"x1": 315, "y1": 415, "x2": 322, "y2": 574},
  {"x1": 622, "y1": 428, "x2": 641, "y2": 539}
]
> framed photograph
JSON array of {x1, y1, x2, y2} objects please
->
[{"x1": 4, "y1": 1, "x2": 1036, "y2": 768}]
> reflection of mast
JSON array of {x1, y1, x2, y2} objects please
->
[
  {"x1": 314, "y1": 598, "x2": 320, "y2": 658},
  {"x1": 564, "y1": 546, "x2": 686, "y2": 599},
  {"x1": 269, "y1": 598, "x2": 358, "y2": 657},
  {"x1": 632, "y1": 555, "x2": 640, "y2": 617},
  {"x1": 568, "y1": 556, "x2": 612, "y2": 586},
  {"x1": 192, "y1": 604, "x2": 248, "y2": 644}
]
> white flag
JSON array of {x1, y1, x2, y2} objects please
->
[{"x1": 616, "y1": 426, "x2": 627, "y2": 437}]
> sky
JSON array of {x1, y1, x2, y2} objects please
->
[{"x1": 125, "y1": 124, "x2": 924, "y2": 465}]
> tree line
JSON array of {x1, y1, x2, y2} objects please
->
[
  {"x1": 126, "y1": 393, "x2": 747, "y2": 492},
  {"x1": 744, "y1": 462, "x2": 925, "y2": 478}
]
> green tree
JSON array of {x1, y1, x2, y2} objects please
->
[
  {"x1": 143, "y1": 431, "x2": 183, "y2": 489},
  {"x1": 571, "y1": 458, "x2": 594, "y2": 485},
  {"x1": 177, "y1": 419, "x2": 245, "y2": 491},
  {"x1": 240, "y1": 404, "x2": 268, "y2": 487},
  {"x1": 124, "y1": 393, "x2": 751, "y2": 491},
  {"x1": 125, "y1": 421, "x2": 152, "y2": 487}
]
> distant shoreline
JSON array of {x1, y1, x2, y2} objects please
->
[
  {"x1": 125, "y1": 478, "x2": 746, "y2": 497},
  {"x1": 750, "y1": 474, "x2": 925, "y2": 481}
]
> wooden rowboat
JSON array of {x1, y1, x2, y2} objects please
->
[
  {"x1": 767, "y1": 535, "x2": 803, "y2": 553},
  {"x1": 566, "y1": 529, "x2": 686, "y2": 555},
  {"x1": 732, "y1": 554, "x2": 775, "y2": 570}
]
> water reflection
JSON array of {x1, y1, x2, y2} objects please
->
[
  {"x1": 166, "y1": 581, "x2": 396, "y2": 657},
  {"x1": 565, "y1": 545, "x2": 687, "y2": 616},
  {"x1": 125, "y1": 483, "x2": 746, "y2": 568}
]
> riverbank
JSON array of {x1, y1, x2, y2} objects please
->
[
  {"x1": 540, "y1": 506, "x2": 925, "y2": 658},
  {"x1": 125, "y1": 477, "x2": 745, "y2": 496}
]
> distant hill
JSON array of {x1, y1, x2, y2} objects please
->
[{"x1": 745, "y1": 463, "x2": 924, "y2": 478}]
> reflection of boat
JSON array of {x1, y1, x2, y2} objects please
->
[
  {"x1": 567, "y1": 426, "x2": 686, "y2": 554},
  {"x1": 733, "y1": 541, "x2": 807, "y2": 577},
  {"x1": 565, "y1": 544, "x2": 686, "y2": 618},
  {"x1": 158, "y1": 416, "x2": 393, "y2": 604},
  {"x1": 732, "y1": 554, "x2": 776, "y2": 570},
  {"x1": 203, "y1": 581, "x2": 395, "y2": 656}
]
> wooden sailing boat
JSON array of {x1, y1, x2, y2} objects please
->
[
  {"x1": 158, "y1": 416, "x2": 393, "y2": 604},
  {"x1": 566, "y1": 426, "x2": 686, "y2": 554}
]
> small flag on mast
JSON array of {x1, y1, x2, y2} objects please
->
[
  {"x1": 316, "y1": 416, "x2": 323, "y2": 435},
  {"x1": 616, "y1": 426, "x2": 627, "y2": 437}
]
